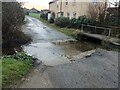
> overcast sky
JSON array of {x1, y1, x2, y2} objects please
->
[
  {"x1": 18, "y1": 0, "x2": 51, "y2": 10},
  {"x1": 17, "y1": 0, "x2": 119, "y2": 10}
]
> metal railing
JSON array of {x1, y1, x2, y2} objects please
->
[{"x1": 81, "y1": 24, "x2": 112, "y2": 37}]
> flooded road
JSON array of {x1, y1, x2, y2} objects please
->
[
  {"x1": 16, "y1": 16, "x2": 118, "y2": 88},
  {"x1": 23, "y1": 16, "x2": 98, "y2": 66}
]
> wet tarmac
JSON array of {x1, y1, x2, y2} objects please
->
[
  {"x1": 23, "y1": 16, "x2": 98, "y2": 66},
  {"x1": 16, "y1": 16, "x2": 118, "y2": 88}
]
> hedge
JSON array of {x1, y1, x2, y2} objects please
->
[{"x1": 54, "y1": 16, "x2": 97, "y2": 29}]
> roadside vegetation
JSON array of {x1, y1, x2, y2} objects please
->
[
  {"x1": 2, "y1": 52, "x2": 33, "y2": 87},
  {"x1": 2, "y1": 2, "x2": 31, "y2": 50},
  {"x1": 2, "y1": 1, "x2": 33, "y2": 88}
]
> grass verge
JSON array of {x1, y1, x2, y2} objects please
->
[
  {"x1": 2, "y1": 52, "x2": 33, "y2": 87},
  {"x1": 29, "y1": 13, "x2": 77, "y2": 38}
]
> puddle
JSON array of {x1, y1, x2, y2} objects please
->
[
  {"x1": 22, "y1": 40, "x2": 99, "y2": 66},
  {"x1": 23, "y1": 42, "x2": 70, "y2": 66},
  {"x1": 21, "y1": 17, "x2": 100, "y2": 66},
  {"x1": 53, "y1": 40, "x2": 98, "y2": 57}
]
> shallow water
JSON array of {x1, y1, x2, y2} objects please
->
[
  {"x1": 3, "y1": 16, "x2": 99, "y2": 66},
  {"x1": 53, "y1": 41, "x2": 98, "y2": 56},
  {"x1": 23, "y1": 40, "x2": 98, "y2": 66}
]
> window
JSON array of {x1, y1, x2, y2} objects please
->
[
  {"x1": 57, "y1": 5, "x2": 59, "y2": 8},
  {"x1": 67, "y1": 12, "x2": 70, "y2": 17},
  {"x1": 61, "y1": 12, "x2": 64, "y2": 17},
  {"x1": 73, "y1": 0, "x2": 76, "y2": 6},
  {"x1": 92, "y1": 0, "x2": 97, "y2": 4},
  {"x1": 57, "y1": 12, "x2": 64, "y2": 17},
  {"x1": 57, "y1": 1, "x2": 59, "y2": 8},
  {"x1": 66, "y1": 0, "x2": 68, "y2": 5},
  {"x1": 73, "y1": 12, "x2": 76, "y2": 18}
]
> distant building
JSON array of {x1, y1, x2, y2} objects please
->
[
  {"x1": 29, "y1": 7, "x2": 40, "y2": 13},
  {"x1": 23, "y1": 8, "x2": 30, "y2": 13},
  {"x1": 41, "y1": 9, "x2": 51, "y2": 14},
  {"x1": 49, "y1": 0, "x2": 107, "y2": 19}
]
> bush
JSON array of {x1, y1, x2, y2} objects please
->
[
  {"x1": 69, "y1": 16, "x2": 97, "y2": 29},
  {"x1": 48, "y1": 17, "x2": 54, "y2": 23},
  {"x1": 40, "y1": 13, "x2": 48, "y2": 20},
  {"x1": 118, "y1": 34, "x2": 120, "y2": 38},
  {"x1": 2, "y1": 2, "x2": 31, "y2": 49},
  {"x1": 2, "y1": 29, "x2": 31, "y2": 48},
  {"x1": 26, "y1": 12, "x2": 29, "y2": 15},
  {"x1": 76, "y1": 33, "x2": 84, "y2": 40},
  {"x1": 69, "y1": 18, "x2": 78, "y2": 28},
  {"x1": 48, "y1": 15, "x2": 98, "y2": 30},
  {"x1": 54, "y1": 17, "x2": 70, "y2": 28},
  {"x1": 12, "y1": 52, "x2": 33, "y2": 64},
  {"x1": 48, "y1": 12, "x2": 55, "y2": 23},
  {"x1": 78, "y1": 16, "x2": 96, "y2": 25}
]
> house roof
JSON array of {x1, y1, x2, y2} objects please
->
[
  {"x1": 49, "y1": 0, "x2": 58, "y2": 4},
  {"x1": 31, "y1": 8, "x2": 38, "y2": 11}
]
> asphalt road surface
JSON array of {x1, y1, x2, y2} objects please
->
[{"x1": 15, "y1": 16, "x2": 118, "y2": 88}]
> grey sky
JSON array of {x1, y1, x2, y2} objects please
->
[{"x1": 17, "y1": 0, "x2": 119, "y2": 10}]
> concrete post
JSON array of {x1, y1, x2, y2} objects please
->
[
  {"x1": 81, "y1": 24, "x2": 83, "y2": 32},
  {"x1": 108, "y1": 28, "x2": 111, "y2": 37},
  {"x1": 95, "y1": 26, "x2": 97, "y2": 34}
]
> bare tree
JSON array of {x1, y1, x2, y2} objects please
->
[
  {"x1": 112, "y1": 0, "x2": 119, "y2": 6},
  {"x1": 87, "y1": 2, "x2": 107, "y2": 24},
  {"x1": 87, "y1": 3, "x2": 98, "y2": 21},
  {"x1": 107, "y1": 0, "x2": 119, "y2": 25}
]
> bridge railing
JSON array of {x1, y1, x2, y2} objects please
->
[
  {"x1": 81, "y1": 24, "x2": 112, "y2": 37},
  {"x1": 110, "y1": 26, "x2": 120, "y2": 38}
]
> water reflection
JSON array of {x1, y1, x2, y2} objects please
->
[{"x1": 53, "y1": 40, "x2": 99, "y2": 56}]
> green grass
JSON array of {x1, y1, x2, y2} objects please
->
[
  {"x1": 29, "y1": 13, "x2": 40, "y2": 19},
  {"x1": 2, "y1": 52, "x2": 33, "y2": 87},
  {"x1": 29, "y1": 13, "x2": 77, "y2": 38}
]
